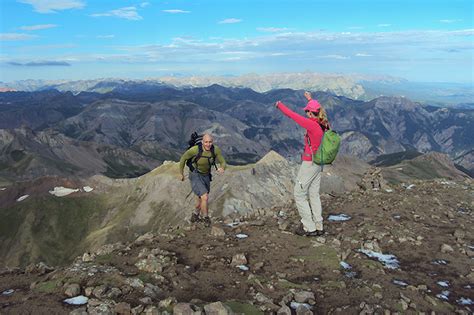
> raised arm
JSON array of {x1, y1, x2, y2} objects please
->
[{"x1": 276, "y1": 101, "x2": 317, "y2": 130}]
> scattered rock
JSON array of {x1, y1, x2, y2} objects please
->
[
  {"x1": 203, "y1": 301, "x2": 234, "y2": 315},
  {"x1": 64, "y1": 283, "x2": 81, "y2": 297},
  {"x1": 441, "y1": 244, "x2": 454, "y2": 253},
  {"x1": 231, "y1": 253, "x2": 247, "y2": 266},
  {"x1": 211, "y1": 226, "x2": 226, "y2": 237}
]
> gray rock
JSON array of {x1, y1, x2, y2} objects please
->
[
  {"x1": 453, "y1": 229, "x2": 465, "y2": 239},
  {"x1": 131, "y1": 305, "x2": 144, "y2": 315},
  {"x1": 441, "y1": 244, "x2": 454, "y2": 253},
  {"x1": 255, "y1": 292, "x2": 273, "y2": 304},
  {"x1": 143, "y1": 305, "x2": 159, "y2": 315},
  {"x1": 296, "y1": 304, "x2": 313, "y2": 315},
  {"x1": 211, "y1": 226, "x2": 226, "y2": 237},
  {"x1": 69, "y1": 307, "x2": 88, "y2": 315},
  {"x1": 115, "y1": 302, "x2": 132, "y2": 315},
  {"x1": 294, "y1": 291, "x2": 315, "y2": 303},
  {"x1": 126, "y1": 278, "x2": 145, "y2": 288},
  {"x1": 135, "y1": 233, "x2": 156, "y2": 245},
  {"x1": 88, "y1": 303, "x2": 114, "y2": 315},
  {"x1": 139, "y1": 297, "x2": 153, "y2": 304},
  {"x1": 64, "y1": 283, "x2": 81, "y2": 297},
  {"x1": 203, "y1": 301, "x2": 234, "y2": 315},
  {"x1": 105, "y1": 287, "x2": 122, "y2": 299},
  {"x1": 173, "y1": 303, "x2": 202, "y2": 315},
  {"x1": 231, "y1": 253, "x2": 247, "y2": 266},
  {"x1": 135, "y1": 255, "x2": 163, "y2": 273},
  {"x1": 277, "y1": 305, "x2": 292, "y2": 315},
  {"x1": 92, "y1": 285, "x2": 108, "y2": 299},
  {"x1": 159, "y1": 297, "x2": 177, "y2": 308},
  {"x1": 82, "y1": 253, "x2": 94, "y2": 262}
]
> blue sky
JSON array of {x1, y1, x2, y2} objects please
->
[{"x1": 0, "y1": 0, "x2": 473, "y2": 83}]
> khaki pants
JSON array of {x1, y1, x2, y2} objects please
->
[{"x1": 294, "y1": 161, "x2": 323, "y2": 232}]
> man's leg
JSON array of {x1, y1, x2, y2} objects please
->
[
  {"x1": 200, "y1": 193, "x2": 211, "y2": 226},
  {"x1": 195, "y1": 196, "x2": 201, "y2": 212},
  {"x1": 308, "y1": 167, "x2": 323, "y2": 231},
  {"x1": 294, "y1": 161, "x2": 319, "y2": 232},
  {"x1": 199, "y1": 193, "x2": 209, "y2": 217},
  {"x1": 190, "y1": 196, "x2": 201, "y2": 223}
]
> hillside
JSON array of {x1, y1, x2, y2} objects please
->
[{"x1": 0, "y1": 178, "x2": 472, "y2": 314}]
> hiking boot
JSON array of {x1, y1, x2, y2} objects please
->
[
  {"x1": 190, "y1": 212, "x2": 201, "y2": 223},
  {"x1": 294, "y1": 224, "x2": 325, "y2": 237},
  {"x1": 202, "y1": 216, "x2": 211, "y2": 227},
  {"x1": 305, "y1": 229, "x2": 326, "y2": 237}
]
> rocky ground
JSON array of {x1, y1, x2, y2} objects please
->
[{"x1": 0, "y1": 179, "x2": 473, "y2": 315}]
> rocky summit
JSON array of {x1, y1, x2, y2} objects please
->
[{"x1": 0, "y1": 177, "x2": 472, "y2": 314}]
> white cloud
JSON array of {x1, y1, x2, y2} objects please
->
[
  {"x1": 257, "y1": 27, "x2": 289, "y2": 33},
  {"x1": 0, "y1": 33, "x2": 38, "y2": 41},
  {"x1": 319, "y1": 54, "x2": 350, "y2": 60},
  {"x1": 377, "y1": 24, "x2": 391, "y2": 27},
  {"x1": 440, "y1": 19, "x2": 462, "y2": 23},
  {"x1": 90, "y1": 7, "x2": 142, "y2": 20},
  {"x1": 19, "y1": 24, "x2": 58, "y2": 31},
  {"x1": 97, "y1": 35, "x2": 115, "y2": 39},
  {"x1": 348, "y1": 26, "x2": 364, "y2": 30},
  {"x1": 140, "y1": 2, "x2": 150, "y2": 8},
  {"x1": 356, "y1": 53, "x2": 372, "y2": 57},
  {"x1": 219, "y1": 18, "x2": 242, "y2": 24},
  {"x1": 18, "y1": 0, "x2": 85, "y2": 13},
  {"x1": 162, "y1": 9, "x2": 190, "y2": 14}
]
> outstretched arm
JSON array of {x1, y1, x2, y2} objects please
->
[{"x1": 276, "y1": 101, "x2": 317, "y2": 130}]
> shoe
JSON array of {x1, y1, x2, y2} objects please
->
[
  {"x1": 294, "y1": 224, "x2": 325, "y2": 237},
  {"x1": 294, "y1": 224, "x2": 307, "y2": 236},
  {"x1": 190, "y1": 212, "x2": 201, "y2": 223},
  {"x1": 305, "y1": 229, "x2": 326, "y2": 237},
  {"x1": 202, "y1": 216, "x2": 211, "y2": 227}
]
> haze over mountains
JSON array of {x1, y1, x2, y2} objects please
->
[{"x1": 1, "y1": 73, "x2": 473, "y2": 106}]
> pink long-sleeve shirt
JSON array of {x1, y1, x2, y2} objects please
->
[{"x1": 276, "y1": 101, "x2": 323, "y2": 161}]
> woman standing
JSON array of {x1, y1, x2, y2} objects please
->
[{"x1": 275, "y1": 91, "x2": 328, "y2": 236}]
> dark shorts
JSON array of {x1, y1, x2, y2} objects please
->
[{"x1": 190, "y1": 171, "x2": 211, "y2": 197}]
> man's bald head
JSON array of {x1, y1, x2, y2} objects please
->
[{"x1": 202, "y1": 133, "x2": 213, "y2": 151}]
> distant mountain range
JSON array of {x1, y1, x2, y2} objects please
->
[
  {"x1": 0, "y1": 84, "x2": 472, "y2": 183},
  {"x1": 1, "y1": 73, "x2": 472, "y2": 106}
]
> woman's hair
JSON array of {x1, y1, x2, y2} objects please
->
[{"x1": 315, "y1": 107, "x2": 330, "y2": 131}]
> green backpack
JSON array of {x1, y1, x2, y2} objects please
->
[{"x1": 312, "y1": 129, "x2": 341, "y2": 165}]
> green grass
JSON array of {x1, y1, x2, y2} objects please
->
[
  {"x1": 225, "y1": 301, "x2": 264, "y2": 315},
  {"x1": 34, "y1": 280, "x2": 61, "y2": 294},
  {"x1": 0, "y1": 195, "x2": 109, "y2": 267},
  {"x1": 292, "y1": 245, "x2": 340, "y2": 270}
]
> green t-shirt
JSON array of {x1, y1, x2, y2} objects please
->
[{"x1": 179, "y1": 145, "x2": 226, "y2": 175}]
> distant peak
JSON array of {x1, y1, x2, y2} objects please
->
[{"x1": 256, "y1": 150, "x2": 287, "y2": 165}]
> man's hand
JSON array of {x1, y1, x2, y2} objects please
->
[
  {"x1": 180, "y1": 174, "x2": 185, "y2": 181},
  {"x1": 275, "y1": 101, "x2": 281, "y2": 108},
  {"x1": 217, "y1": 167, "x2": 225, "y2": 174}
]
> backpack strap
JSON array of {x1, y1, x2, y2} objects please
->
[{"x1": 193, "y1": 144, "x2": 218, "y2": 172}]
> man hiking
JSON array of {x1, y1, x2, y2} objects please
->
[
  {"x1": 275, "y1": 91, "x2": 329, "y2": 237},
  {"x1": 179, "y1": 133, "x2": 226, "y2": 226}
]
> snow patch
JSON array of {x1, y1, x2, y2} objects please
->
[
  {"x1": 49, "y1": 186, "x2": 79, "y2": 197},
  {"x1": 340, "y1": 261, "x2": 351, "y2": 269},
  {"x1": 328, "y1": 214, "x2": 351, "y2": 222},
  {"x1": 436, "y1": 290, "x2": 450, "y2": 301},
  {"x1": 0, "y1": 187, "x2": 6, "y2": 191},
  {"x1": 2, "y1": 289, "x2": 14, "y2": 296},
  {"x1": 392, "y1": 279, "x2": 408, "y2": 287},
  {"x1": 236, "y1": 265, "x2": 249, "y2": 271},
  {"x1": 235, "y1": 233, "x2": 248, "y2": 239},
  {"x1": 431, "y1": 259, "x2": 449, "y2": 265},
  {"x1": 359, "y1": 249, "x2": 400, "y2": 269},
  {"x1": 457, "y1": 297, "x2": 473, "y2": 305},
  {"x1": 17, "y1": 195, "x2": 29, "y2": 202},
  {"x1": 63, "y1": 295, "x2": 88, "y2": 305},
  {"x1": 290, "y1": 302, "x2": 313, "y2": 310},
  {"x1": 83, "y1": 186, "x2": 94, "y2": 192},
  {"x1": 437, "y1": 281, "x2": 449, "y2": 288}
]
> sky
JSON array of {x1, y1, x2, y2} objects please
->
[{"x1": 0, "y1": 0, "x2": 473, "y2": 83}]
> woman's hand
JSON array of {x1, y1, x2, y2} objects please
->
[{"x1": 304, "y1": 91, "x2": 312, "y2": 101}]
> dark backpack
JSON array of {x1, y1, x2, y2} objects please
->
[{"x1": 185, "y1": 132, "x2": 217, "y2": 173}]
